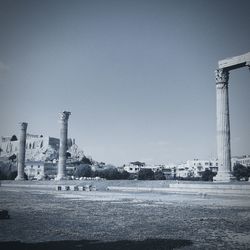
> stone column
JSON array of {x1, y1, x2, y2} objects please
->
[
  {"x1": 15, "y1": 122, "x2": 28, "y2": 180},
  {"x1": 214, "y1": 69, "x2": 232, "y2": 182},
  {"x1": 56, "y1": 111, "x2": 71, "y2": 180}
]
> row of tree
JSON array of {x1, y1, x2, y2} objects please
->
[
  {"x1": 1, "y1": 158, "x2": 249, "y2": 181},
  {"x1": 74, "y1": 164, "x2": 130, "y2": 180},
  {"x1": 74, "y1": 165, "x2": 166, "y2": 180},
  {"x1": 232, "y1": 163, "x2": 250, "y2": 181},
  {"x1": 0, "y1": 160, "x2": 28, "y2": 180}
]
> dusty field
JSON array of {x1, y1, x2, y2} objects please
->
[{"x1": 0, "y1": 181, "x2": 250, "y2": 249}]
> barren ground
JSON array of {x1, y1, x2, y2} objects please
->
[{"x1": 0, "y1": 180, "x2": 250, "y2": 250}]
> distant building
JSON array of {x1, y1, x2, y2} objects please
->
[
  {"x1": 124, "y1": 163, "x2": 141, "y2": 174},
  {"x1": 24, "y1": 160, "x2": 77, "y2": 180},
  {"x1": 0, "y1": 134, "x2": 59, "y2": 157},
  {"x1": 231, "y1": 155, "x2": 250, "y2": 168},
  {"x1": 123, "y1": 162, "x2": 163, "y2": 174},
  {"x1": 170, "y1": 159, "x2": 218, "y2": 178},
  {"x1": 175, "y1": 163, "x2": 190, "y2": 178},
  {"x1": 0, "y1": 134, "x2": 78, "y2": 162},
  {"x1": 185, "y1": 159, "x2": 218, "y2": 177},
  {"x1": 162, "y1": 165, "x2": 176, "y2": 178},
  {"x1": 1, "y1": 133, "x2": 81, "y2": 179},
  {"x1": 25, "y1": 161, "x2": 57, "y2": 180},
  {"x1": 141, "y1": 165, "x2": 163, "y2": 172}
]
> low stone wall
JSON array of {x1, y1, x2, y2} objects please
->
[
  {"x1": 169, "y1": 183, "x2": 250, "y2": 190},
  {"x1": 107, "y1": 184, "x2": 250, "y2": 197}
]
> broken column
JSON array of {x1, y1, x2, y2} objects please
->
[
  {"x1": 56, "y1": 111, "x2": 71, "y2": 180},
  {"x1": 214, "y1": 69, "x2": 231, "y2": 182},
  {"x1": 15, "y1": 122, "x2": 28, "y2": 180}
]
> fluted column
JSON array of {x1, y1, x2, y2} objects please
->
[
  {"x1": 15, "y1": 122, "x2": 28, "y2": 180},
  {"x1": 56, "y1": 111, "x2": 71, "y2": 180},
  {"x1": 214, "y1": 69, "x2": 231, "y2": 182}
]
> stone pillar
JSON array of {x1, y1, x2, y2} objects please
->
[
  {"x1": 15, "y1": 122, "x2": 28, "y2": 180},
  {"x1": 56, "y1": 111, "x2": 71, "y2": 180},
  {"x1": 214, "y1": 69, "x2": 232, "y2": 182}
]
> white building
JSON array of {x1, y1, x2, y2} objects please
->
[
  {"x1": 172, "y1": 159, "x2": 219, "y2": 178},
  {"x1": 123, "y1": 163, "x2": 141, "y2": 174},
  {"x1": 175, "y1": 163, "x2": 189, "y2": 178},
  {"x1": 185, "y1": 159, "x2": 218, "y2": 177},
  {"x1": 24, "y1": 160, "x2": 57, "y2": 180},
  {"x1": 24, "y1": 160, "x2": 77, "y2": 180},
  {"x1": 123, "y1": 161, "x2": 164, "y2": 174},
  {"x1": 232, "y1": 155, "x2": 250, "y2": 168}
]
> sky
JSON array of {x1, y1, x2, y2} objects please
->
[{"x1": 0, "y1": 0, "x2": 249, "y2": 165}]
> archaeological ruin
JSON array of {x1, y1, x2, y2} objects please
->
[
  {"x1": 214, "y1": 52, "x2": 250, "y2": 182},
  {"x1": 15, "y1": 122, "x2": 28, "y2": 180},
  {"x1": 56, "y1": 111, "x2": 71, "y2": 180}
]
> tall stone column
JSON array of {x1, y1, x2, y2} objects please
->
[
  {"x1": 56, "y1": 111, "x2": 71, "y2": 180},
  {"x1": 15, "y1": 122, "x2": 28, "y2": 180},
  {"x1": 214, "y1": 69, "x2": 232, "y2": 182}
]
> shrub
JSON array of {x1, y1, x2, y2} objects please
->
[
  {"x1": 201, "y1": 169, "x2": 216, "y2": 181},
  {"x1": 80, "y1": 156, "x2": 92, "y2": 165},
  {"x1": 93, "y1": 169, "x2": 130, "y2": 180},
  {"x1": 138, "y1": 168, "x2": 154, "y2": 180},
  {"x1": 154, "y1": 170, "x2": 166, "y2": 180},
  {"x1": 66, "y1": 152, "x2": 71, "y2": 159},
  {"x1": 10, "y1": 135, "x2": 18, "y2": 141},
  {"x1": 0, "y1": 169, "x2": 8, "y2": 180},
  {"x1": 98, "y1": 168, "x2": 119, "y2": 180},
  {"x1": 8, "y1": 171, "x2": 28, "y2": 180},
  {"x1": 120, "y1": 170, "x2": 130, "y2": 180},
  {"x1": 74, "y1": 164, "x2": 92, "y2": 177},
  {"x1": 8, "y1": 154, "x2": 17, "y2": 162},
  {"x1": 233, "y1": 163, "x2": 249, "y2": 181}
]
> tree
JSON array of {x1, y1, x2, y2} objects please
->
[
  {"x1": 0, "y1": 169, "x2": 7, "y2": 180},
  {"x1": 233, "y1": 163, "x2": 249, "y2": 181},
  {"x1": 74, "y1": 164, "x2": 92, "y2": 177},
  {"x1": 91, "y1": 168, "x2": 130, "y2": 180},
  {"x1": 100, "y1": 168, "x2": 120, "y2": 180},
  {"x1": 8, "y1": 171, "x2": 28, "y2": 180},
  {"x1": 8, "y1": 154, "x2": 17, "y2": 162},
  {"x1": 10, "y1": 135, "x2": 18, "y2": 141},
  {"x1": 80, "y1": 156, "x2": 92, "y2": 165},
  {"x1": 66, "y1": 152, "x2": 71, "y2": 159},
  {"x1": 138, "y1": 168, "x2": 154, "y2": 180},
  {"x1": 154, "y1": 170, "x2": 166, "y2": 180},
  {"x1": 202, "y1": 169, "x2": 216, "y2": 181},
  {"x1": 120, "y1": 170, "x2": 130, "y2": 180}
]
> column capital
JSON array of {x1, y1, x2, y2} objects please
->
[
  {"x1": 19, "y1": 122, "x2": 28, "y2": 130},
  {"x1": 59, "y1": 111, "x2": 71, "y2": 122},
  {"x1": 215, "y1": 69, "x2": 229, "y2": 84}
]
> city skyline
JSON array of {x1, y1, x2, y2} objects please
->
[{"x1": 0, "y1": 0, "x2": 249, "y2": 165}]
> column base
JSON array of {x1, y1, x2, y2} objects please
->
[
  {"x1": 213, "y1": 171, "x2": 233, "y2": 182},
  {"x1": 15, "y1": 176, "x2": 25, "y2": 181}
]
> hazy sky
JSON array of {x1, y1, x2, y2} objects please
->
[{"x1": 0, "y1": 0, "x2": 249, "y2": 165}]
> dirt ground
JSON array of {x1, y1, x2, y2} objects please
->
[{"x1": 0, "y1": 181, "x2": 250, "y2": 250}]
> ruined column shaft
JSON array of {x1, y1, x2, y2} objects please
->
[
  {"x1": 215, "y1": 69, "x2": 231, "y2": 182},
  {"x1": 15, "y1": 122, "x2": 28, "y2": 180},
  {"x1": 56, "y1": 111, "x2": 71, "y2": 180},
  {"x1": 58, "y1": 120, "x2": 68, "y2": 177}
]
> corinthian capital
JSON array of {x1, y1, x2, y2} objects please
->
[
  {"x1": 19, "y1": 122, "x2": 28, "y2": 130},
  {"x1": 59, "y1": 111, "x2": 71, "y2": 121},
  {"x1": 215, "y1": 69, "x2": 229, "y2": 83}
]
